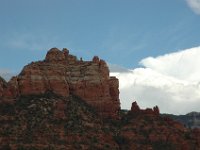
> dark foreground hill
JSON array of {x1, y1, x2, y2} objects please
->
[
  {"x1": 0, "y1": 93, "x2": 118, "y2": 149},
  {"x1": 0, "y1": 93, "x2": 200, "y2": 150},
  {"x1": 0, "y1": 48, "x2": 200, "y2": 150}
]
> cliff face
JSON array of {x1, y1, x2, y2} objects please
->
[{"x1": 0, "y1": 48, "x2": 120, "y2": 119}]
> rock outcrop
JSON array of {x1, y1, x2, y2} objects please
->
[
  {"x1": 0, "y1": 48, "x2": 120, "y2": 119},
  {"x1": 118, "y1": 102, "x2": 200, "y2": 150},
  {"x1": 130, "y1": 101, "x2": 160, "y2": 115}
]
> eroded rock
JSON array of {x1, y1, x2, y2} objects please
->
[{"x1": 0, "y1": 48, "x2": 120, "y2": 119}]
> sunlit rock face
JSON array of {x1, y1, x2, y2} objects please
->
[{"x1": 0, "y1": 48, "x2": 120, "y2": 119}]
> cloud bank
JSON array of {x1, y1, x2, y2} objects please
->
[
  {"x1": 110, "y1": 46, "x2": 200, "y2": 114},
  {"x1": 186, "y1": 0, "x2": 200, "y2": 15}
]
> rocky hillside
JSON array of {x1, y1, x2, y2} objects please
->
[
  {"x1": 117, "y1": 102, "x2": 200, "y2": 150},
  {"x1": 0, "y1": 94, "x2": 199, "y2": 150},
  {"x1": 0, "y1": 93, "x2": 119, "y2": 149},
  {"x1": 0, "y1": 48, "x2": 200, "y2": 150}
]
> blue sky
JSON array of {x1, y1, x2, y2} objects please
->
[{"x1": 0, "y1": 0, "x2": 200, "y2": 73}]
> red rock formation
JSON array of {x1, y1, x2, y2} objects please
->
[
  {"x1": 131, "y1": 101, "x2": 140, "y2": 112},
  {"x1": 45, "y1": 48, "x2": 67, "y2": 63},
  {"x1": 130, "y1": 101, "x2": 160, "y2": 115},
  {"x1": 120, "y1": 102, "x2": 200, "y2": 149},
  {"x1": 153, "y1": 105, "x2": 160, "y2": 115},
  {"x1": 0, "y1": 48, "x2": 120, "y2": 119},
  {"x1": 2, "y1": 77, "x2": 19, "y2": 98}
]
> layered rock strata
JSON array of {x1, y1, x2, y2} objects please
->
[{"x1": 0, "y1": 48, "x2": 120, "y2": 119}]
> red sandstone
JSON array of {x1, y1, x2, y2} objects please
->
[{"x1": 0, "y1": 48, "x2": 120, "y2": 119}]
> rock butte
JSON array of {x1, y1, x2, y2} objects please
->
[{"x1": 0, "y1": 48, "x2": 120, "y2": 119}]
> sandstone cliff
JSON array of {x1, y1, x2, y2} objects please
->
[{"x1": 0, "y1": 48, "x2": 120, "y2": 119}]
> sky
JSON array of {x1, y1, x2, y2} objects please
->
[{"x1": 0, "y1": 0, "x2": 200, "y2": 114}]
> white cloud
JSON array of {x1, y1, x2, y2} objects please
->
[
  {"x1": 110, "y1": 46, "x2": 200, "y2": 114},
  {"x1": 140, "y1": 46, "x2": 200, "y2": 82},
  {"x1": 186, "y1": 0, "x2": 200, "y2": 15}
]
